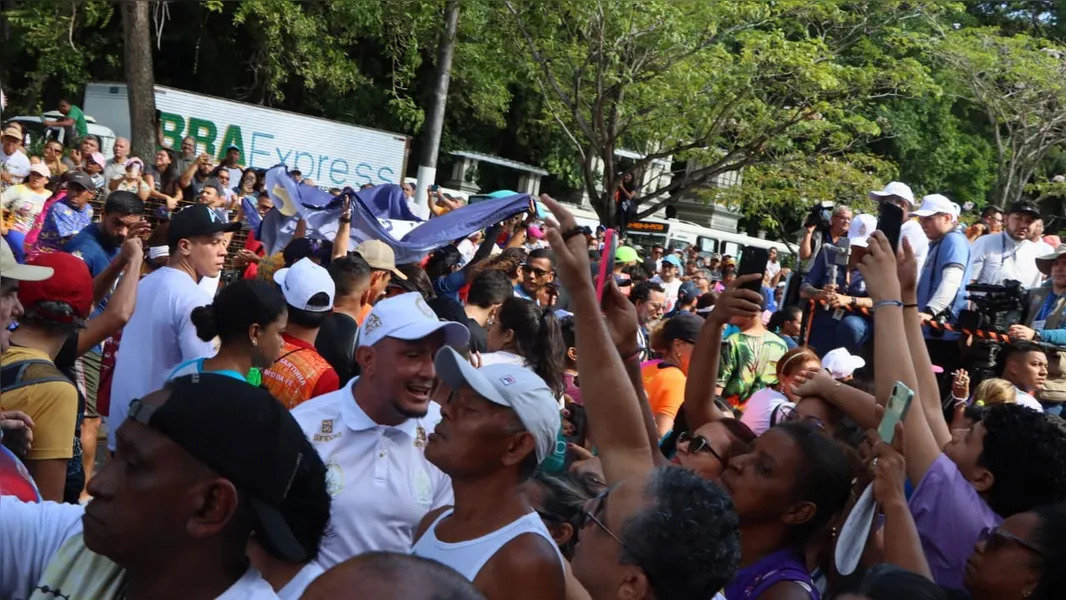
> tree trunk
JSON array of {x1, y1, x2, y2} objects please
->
[
  {"x1": 122, "y1": 0, "x2": 157, "y2": 160},
  {"x1": 413, "y1": 0, "x2": 461, "y2": 215}
]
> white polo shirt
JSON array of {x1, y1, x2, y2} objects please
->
[{"x1": 292, "y1": 377, "x2": 453, "y2": 569}]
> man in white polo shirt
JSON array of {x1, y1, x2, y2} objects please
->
[{"x1": 292, "y1": 292, "x2": 469, "y2": 568}]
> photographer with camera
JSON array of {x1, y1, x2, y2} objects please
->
[
  {"x1": 913, "y1": 195, "x2": 972, "y2": 375},
  {"x1": 799, "y1": 213, "x2": 876, "y2": 355},
  {"x1": 1008, "y1": 246, "x2": 1066, "y2": 414},
  {"x1": 798, "y1": 203, "x2": 851, "y2": 273}
]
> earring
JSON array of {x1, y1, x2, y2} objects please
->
[{"x1": 252, "y1": 339, "x2": 259, "y2": 347}]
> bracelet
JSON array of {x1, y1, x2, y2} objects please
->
[
  {"x1": 903, "y1": 303, "x2": 918, "y2": 309},
  {"x1": 872, "y1": 299, "x2": 903, "y2": 311},
  {"x1": 621, "y1": 348, "x2": 643, "y2": 363},
  {"x1": 339, "y1": 216, "x2": 351, "y2": 224}
]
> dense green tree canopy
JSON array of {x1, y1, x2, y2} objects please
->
[{"x1": 2, "y1": 0, "x2": 1066, "y2": 232}]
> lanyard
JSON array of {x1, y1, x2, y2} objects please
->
[
  {"x1": 1000, "y1": 233, "x2": 1020, "y2": 266},
  {"x1": 1036, "y1": 292, "x2": 1059, "y2": 322}
]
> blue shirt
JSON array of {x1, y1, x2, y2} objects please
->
[
  {"x1": 37, "y1": 200, "x2": 92, "y2": 253},
  {"x1": 65, "y1": 223, "x2": 122, "y2": 354},
  {"x1": 917, "y1": 229, "x2": 972, "y2": 340},
  {"x1": 802, "y1": 247, "x2": 866, "y2": 297},
  {"x1": 432, "y1": 270, "x2": 467, "y2": 303}
]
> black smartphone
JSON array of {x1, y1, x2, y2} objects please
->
[
  {"x1": 737, "y1": 247, "x2": 770, "y2": 293},
  {"x1": 878, "y1": 202, "x2": 904, "y2": 253}
]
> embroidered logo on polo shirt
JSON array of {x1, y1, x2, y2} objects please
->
[
  {"x1": 500, "y1": 375, "x2": 516, "y2": 386},
  {"x1": 321, "y1": 419, "x2": 334, "y2": 434},
  {"x1": 414, "y1": 425, "x2": 427, "y2": 448}
]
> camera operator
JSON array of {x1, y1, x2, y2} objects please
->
[
  {"x1": 799, "y1": 204, "x2": 851, "y2": 273},
  {"x1": 799, "y1": 214, "x2": 876, "y2": 356},
  {"x1": 1008, "y1": 245, "x2": 1066, "y2": 414},
  {"x1": 913, "y1": 195, "x2": 972, "y2": 374},
  {"x1": 969, "y1": 201, "x2": 1043, "y2": 289},
  {"x1": 868, "y1": 181, "x2": 929, "y2": 274}
]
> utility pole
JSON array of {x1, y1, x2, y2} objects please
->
[
  {"x1": 122, "y1": 0, "x2": 157, "y2": 160},
  {"x1": 413, "y1": 0, "x2": 460, "y2": 217}
]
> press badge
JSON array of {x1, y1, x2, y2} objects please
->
[{"x1": 833, "y1": 309, "x2": 845, "y2": 321}]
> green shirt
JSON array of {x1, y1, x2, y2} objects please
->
[
  {"x1": 717, "y1": 330, "x2": 788, "y2": 408},
  {"x1": 66, "y1": 105, "x2": 89, "y2": 139}
]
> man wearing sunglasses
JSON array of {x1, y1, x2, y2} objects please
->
[
  {"x1": 413, "y1": 346, "x2": 566, "y2": 599},
  {"x1": 514, "y1": 248, "x2": 555, "y2": 306}
]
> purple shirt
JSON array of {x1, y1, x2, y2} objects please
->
[
  {"x1": 724, "y1": 548, "x2": 817, "y2": 600},
  {"x1": 909, "y1": 453, "x2": 1002, "y2": 589}
]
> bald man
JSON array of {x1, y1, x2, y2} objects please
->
[{"x1": 301, "y1": 552, "x2": 485, "y2": 600}]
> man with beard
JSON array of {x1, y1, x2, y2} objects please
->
[
  {"x1": 969, "y1": 201, "x2": 1043, "y2": 289},
  {"x1": 411, "y1": 347, "x2": 565, "y2": 599},
  {"x1": 0, "y1": 374, "x2": 316, "y2": 599},
  {"x1": 292, "y1": 292, "x2": 469, "y2": 568}
]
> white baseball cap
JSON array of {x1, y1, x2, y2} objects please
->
[
  {"x1": 869, "y1": 181, "x2": 916, "y2": 207},
  {"x1": 273, "y1": 257, "x2": 335, "y2": 312},
  {"x1": 358, "y1": 292, "x2": 469, "y2": 349},
  {"x1": 434, "y1": 346, "x2": 560, "y2": 463},
  {"x1": 822, "y1": 347, "x2": 866, "y2": 379},
  {"x1": 0, "y1": 238, "x2": 53, "y2": 281},
  {"x1": 847, "y1": 214, "x2": 878, "y2": 248},
  {"x1": 911, "y1": 194, "x2": 960, "y2": 221}
]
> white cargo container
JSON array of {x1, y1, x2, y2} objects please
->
[{"x1": 84, "y1": 82, "x2": 410, "y2": 189}]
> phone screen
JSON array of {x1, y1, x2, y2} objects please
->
[
  {"x1": 878, "y1": 202, "x2": 904, "y2": 253},
  {"x1": 878, "y1": 381, "x2": 915, "y2": 444},
  {"x1": 737, "y1": 247, "x2": 770, "y2": 294},
  {"x1": 596, "y1": 229, "x2": 619, "y2": 303}
]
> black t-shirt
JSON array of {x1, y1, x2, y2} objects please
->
[
  {"x1": 316, "y1": 312, "x2": 360, "y2": 385},
  {"x1": 467, "y1": 319, "x2": 489, "y2": 353}
]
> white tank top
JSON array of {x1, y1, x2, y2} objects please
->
[{"x1": 411, "y1": 509, "x2": 566, "y2": 582}]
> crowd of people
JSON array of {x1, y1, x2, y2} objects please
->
[{"x1": 3, "y1": 103, "x2": 1066, "y2": 600}]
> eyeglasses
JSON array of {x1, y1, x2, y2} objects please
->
[
  {"x1": 677, "y1": 431, "x2": 725, "y2": 464},
  {"x1": 979, "y1": 526, "x2": 1046, "y2": 559},
  {"x1": 779, "y1": 405, "x2": 827, "y2": 432},
  {"x1": 521, "y1": 264, "x2": 551, "y2": 278},
  {"x1": 579, "y1": 489, "x2": 629, "y2": 549}
]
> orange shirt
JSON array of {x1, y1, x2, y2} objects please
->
[
  {"x1": 263, "y1": 334, "x2": 340, "y2": 410},
  {"x1": 356, "y1": 303, "x2": 372, "y2": 326},
  {"x1": 641, "y1": 361, "x2": 687, "y2": 419}
]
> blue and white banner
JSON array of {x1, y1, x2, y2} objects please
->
[{"x1": 260, "y1": 166, "x2": 532, "y2": 263}]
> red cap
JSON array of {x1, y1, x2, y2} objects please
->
[{"x1": 18, "y1": 253, "x2": 93, "y2": 321}]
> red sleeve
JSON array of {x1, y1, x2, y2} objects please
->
[{"x1": 312, "y1": 368, "x2": 340, "y2": 397}]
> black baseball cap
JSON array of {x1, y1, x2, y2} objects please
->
[
  {"x1": 126, "y1": 374, "x2": 308, "y2": 562},
  {"x1": 662, "y1": 312, "x2": 704, "y2": 344},
  {"x1": 167, "y1": 204, "x2": 241, "y2": 246},
  {"x1": 1008, "y1": 201, "x2": 1040, "y2": 218},
  {"x1": 65, "y1": 170, "x2": 96, "y2": 192}
]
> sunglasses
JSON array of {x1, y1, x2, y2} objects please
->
[
  {"x1": 579, "y1": 489, "x2": 628, "y2": 548},
  {"x1": 979, "y1": 526, "x2": 1045, "y2": 558},
  {"x1": 779, "y1": 405, "x2": 827, "y2": 432},
  {"x1": 677, "y1": 431, "x2": 725, "y2": 464},
  {"x1": 521, "y1": 264, "x2": 551, "y2": 278}
]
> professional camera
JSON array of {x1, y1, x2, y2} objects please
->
[
  {"x1": 804, "y1": 201, "x2": 835, "y2": 230},
  {"x1": 957, "y1": 281, "x2": 1027, "y2": 333}
]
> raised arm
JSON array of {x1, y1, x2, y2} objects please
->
[
  {"x1": 683, "y1": 276, "x2": 763, "y2": 432},
  {"x1": 543, "y1": 196, "x2": 653, "y2": 484},
  {"x1": 871, "y1": 424, "x2": 933, "y2": 581},
  {"x1": 897, "y1": 237, "x2": 952, "y2": 448},
  {"x1": 856, "y1": 232, "x2": 941, "y2": 485}
]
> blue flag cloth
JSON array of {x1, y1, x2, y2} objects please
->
[
  {"x1": 241, "y1": 196, "x2": 263, "y2": 233},
  {"x1": 263, "y1": 167, "x2": 532, "y2": 263}
]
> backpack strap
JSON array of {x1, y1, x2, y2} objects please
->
[{"x1": 0, "y1": 359, "x2": 72, "y2": 394}]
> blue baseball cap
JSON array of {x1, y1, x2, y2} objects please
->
[{"x1": 663, "y1": 254, "x2": 683, "y2": 269}]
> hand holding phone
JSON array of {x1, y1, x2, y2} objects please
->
[
  {"x1": 878, "y1": 382, "x2": 914, "y2": 444},
  {"x1": 736, "y1": 247, "x2": 770, "y2": 294}
]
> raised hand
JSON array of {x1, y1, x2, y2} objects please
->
[
  {"x1": 897, "y1": 236, "x2": 918, "y2": 301},
  {"x1": 856, "y1": 231, "x2": 901, "y2": 303},
  {"x1": 708, "y1": 274, "x2": 763, "y2": 326},
  {"x1": 541, "y1": 195, "x2": 595, "y2": 295},
  {"x1": 601, "y1": 279, "x2": 640, "y2": 355},
  {"x1": 869, "y1": 422, "x2": 907, "y2": 508}
]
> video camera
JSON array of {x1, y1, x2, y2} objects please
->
[
  {"x1": 957, "y1": 281, "x2": 1027, "y2": 333},
  {"x1": 804, "y1": 201, "x2": 835, "y2": 230}
]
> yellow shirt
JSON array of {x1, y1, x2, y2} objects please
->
[{"x1": 0, "y1": 346, "x2": 78, "y2": 460}]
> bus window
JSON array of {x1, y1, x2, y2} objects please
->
[
  {"x1": 696, "y1": 236, "x2": 718, "y2": 254},
  {"x1": 721, "y1": 241, "x2": 742, "y2": 258}
]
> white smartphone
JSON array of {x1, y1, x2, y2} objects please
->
[{"x1": 878, "y1": 382, "x2": 915, "y2": 444}]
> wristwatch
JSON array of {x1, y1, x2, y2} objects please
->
[{"x1": 1034, "y1": 329, "x2": 1043, "y2": 342}]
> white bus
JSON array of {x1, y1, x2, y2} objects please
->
[{"x1": 624, "y1": 217, "x2": 794, "y2": 262}]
